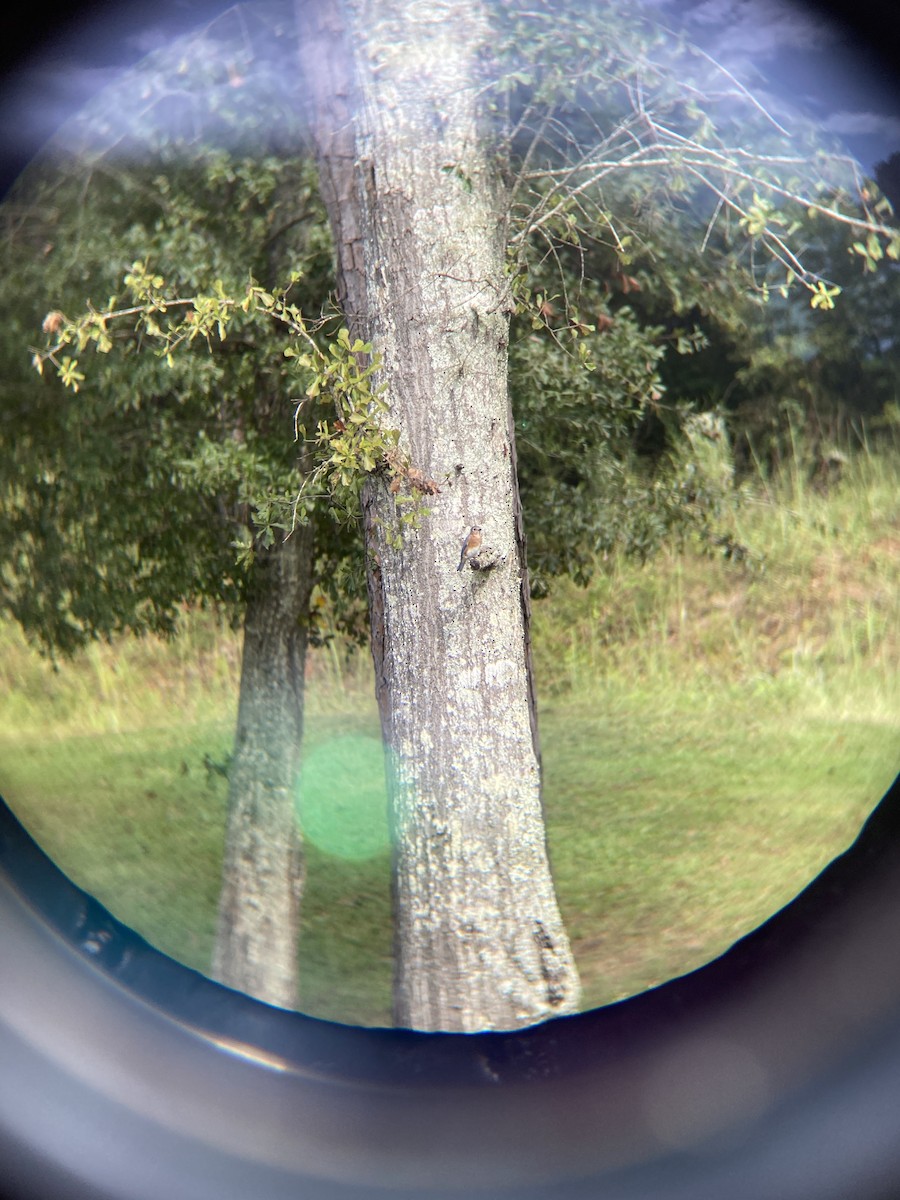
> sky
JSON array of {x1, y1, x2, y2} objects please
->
[
  {"x1": 1, "y1": 0, "x2": 899, "y2": 194},
  {"x1": 652, "y1": 0, "x2": 900, "y2": 170}
]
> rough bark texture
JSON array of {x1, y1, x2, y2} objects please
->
[
  {"x1": 211, "y1": 522, "x2": 315, "y2": 1008},
  {"x1": 300, "y1": 0, "x2": 581, "y2": 1031}
]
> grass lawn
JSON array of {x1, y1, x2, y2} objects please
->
[
  {"x1": 542, "y1": 692, "x2": 894, "y2": 1008},
  {"x1": 1, "y1": 676, "x2": 894, "y2": 1025}
]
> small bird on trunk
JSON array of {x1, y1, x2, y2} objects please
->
[{"x1": 457, "y1": 525, "x2": 483, "y2": 571}]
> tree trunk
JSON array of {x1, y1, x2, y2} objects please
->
[
  {"x1": 300, "y1": 0, "x2": 581, "y2": 1031},
  {"x1": 211, "y1": 521, "x2": 315, "y2": 1009}
]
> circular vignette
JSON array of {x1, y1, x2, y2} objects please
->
[
  {"x1": 1, "y1": 1, "x2": 900, "y2": 1198},
  {"x1": 2, "y1": 775, "x2": 900, "y2": 1200}
]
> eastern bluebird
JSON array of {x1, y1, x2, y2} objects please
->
[{"x1": 457, "y1": 525, "x2": 483, "y2": 571}]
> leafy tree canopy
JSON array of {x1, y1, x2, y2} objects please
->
[
  {"x1": 1, "y1": 78, "x2": 341, "y2": 652},
  {"x1": 4, "y1": 0, "x2": 898, "y2": 654}
]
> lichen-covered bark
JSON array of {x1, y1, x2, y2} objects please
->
[
  {"x1": 300, "y1": 0, "x2": 581, "y2": 1031},
  {"x1": 211, "y1": 522, "x2": 314, "y2": 1008}
]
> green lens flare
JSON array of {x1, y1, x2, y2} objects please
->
[{"x1": 297, "y1": 736, "x2": 389, "y2": 861}]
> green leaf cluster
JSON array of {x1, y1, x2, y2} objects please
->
[
  {"x1": 0, "y1": 13, "x2": 347, "y2": 654},
  {"x1": 5, "y1": 0, "x2": 899, "y2": 657},
  {"x1": 512, "y1": 284, "x2": 731, "y2": 591},
  {"x1": 491, "y1": 0, "x2": 899, "y2": 310},
  {"x1": 293, "y1": 327, "x2": 396, "y2": 495}
]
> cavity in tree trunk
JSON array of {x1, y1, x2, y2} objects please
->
[
  {"x1": 211, "y1": 521, "x2": 315, "y2": 1008},
  {"x1": 300, "y1": 0, "x2": 581, "y2": 1031}
]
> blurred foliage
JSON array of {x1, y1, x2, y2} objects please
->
[
  {"x1": 491, "y1": 0, "x2": 897, "y2": 298},
  {"x1": 2, "y1": 0, "x2": 898, "y2": 657},
  {"x1": 0, "y1": 14, "x2": 352, "y2": 655},
  {"x1": 485, "y1": 0, "x2": 900, "y2": 587},
  {"x1": 616, "y1": 198, "x2": 900, "y2": 475}
]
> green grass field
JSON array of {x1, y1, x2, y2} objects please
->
[{"x1": 1, "y1": 448, "x2": 897, "y2": 1025}]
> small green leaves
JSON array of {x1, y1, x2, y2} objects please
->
[
  {"x1": 740, "y1": 195, "x2": 777, "y2": 238},
  {"x1": 57, "y1": 356, "x2": 85, "y2": 392},
  {"x1": 809, "y1": 281, "x2": 841, "y2": 310},
  {"x1": 575, "y1": 339, "x2": 596, "y2": 371},
  {"x1": 32, "y1": 262, "x2": 405, "y2": 548},
  {"x1": 850, "y1": 230, "x2": 894, "y2": 272},
  {"x1": 674, "y1": 326, "x2": 709, "y2": 355},
  {"x1": 123, "y1": 260, "x2": 165, "y2": 299},
  {"x1": 298, "y1": 332, "x2": 393, "y2": 504}
]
